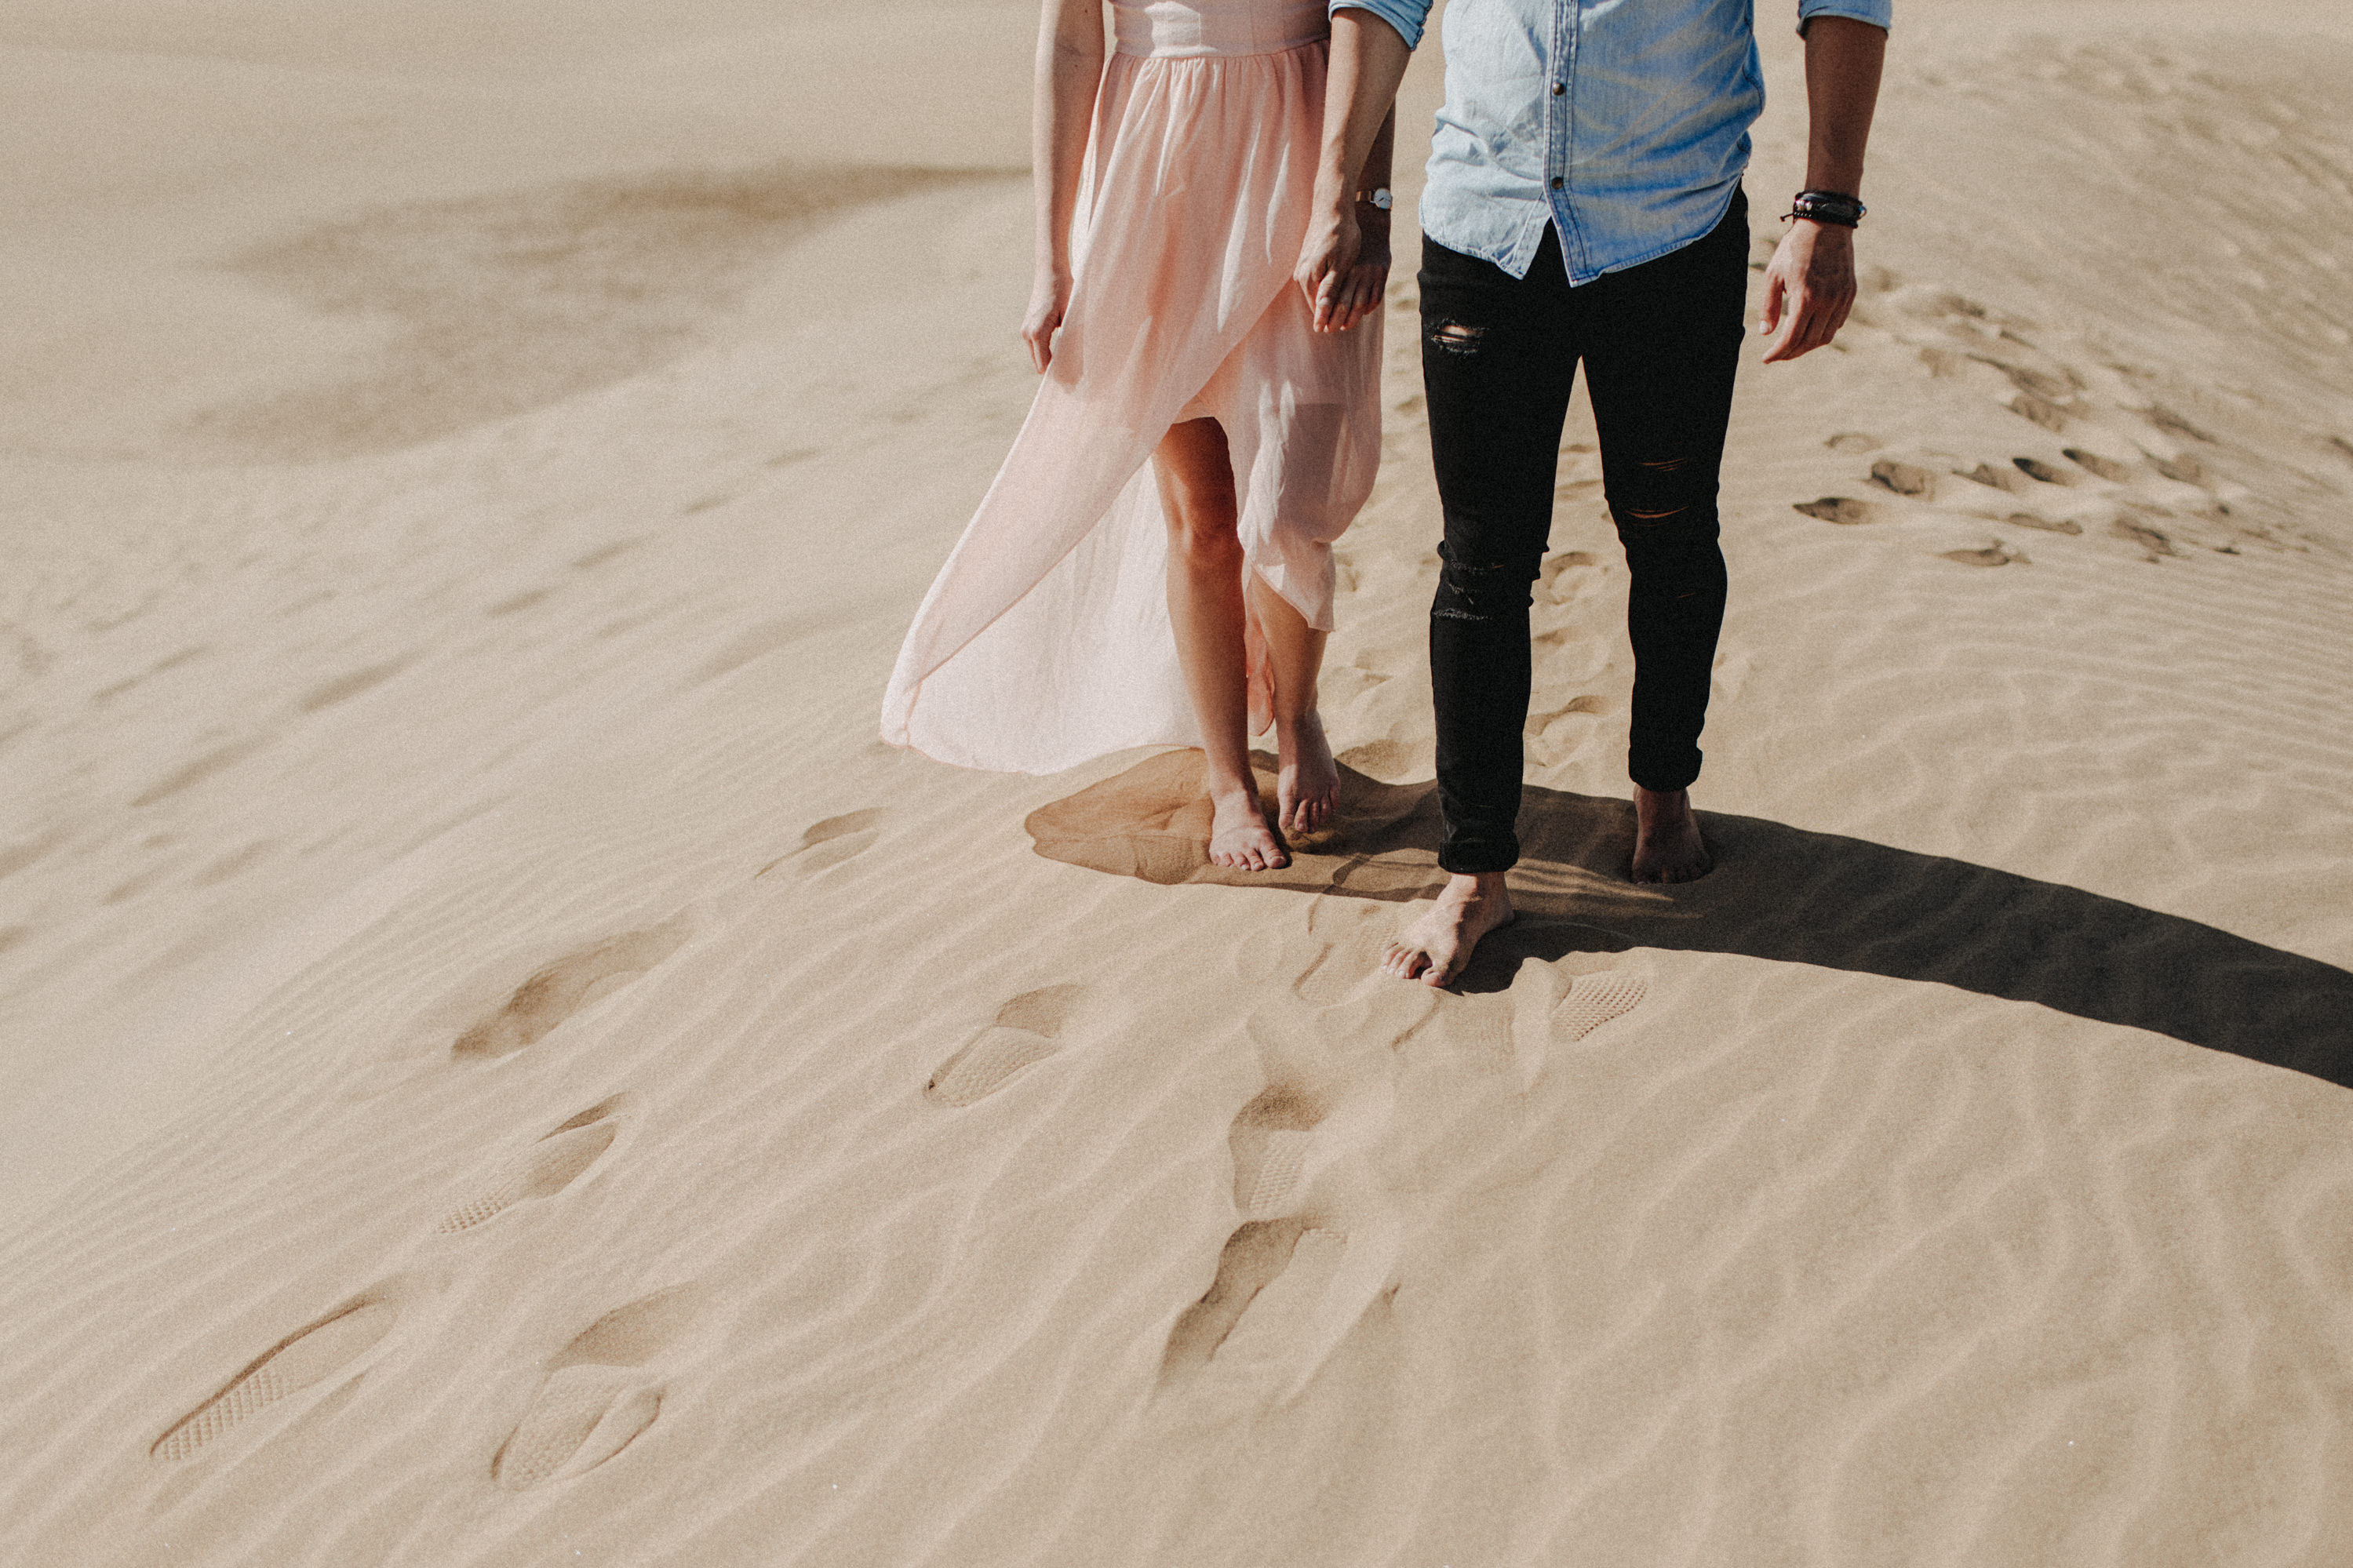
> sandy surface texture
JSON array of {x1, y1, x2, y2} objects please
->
[{"x1": 2, "y1": 2, "x2": 2351, "y2": 1565}]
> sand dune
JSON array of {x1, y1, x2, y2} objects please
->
[{"x1": 2, "y1": 2, "x2": 2351, "y2": 1564}]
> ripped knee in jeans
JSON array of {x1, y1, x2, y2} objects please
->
[
  {"x1": 1433, "y1": 553, "x2": 1534, "y2": 621},
  {"x1": 1426, "y1": 320, "x2": 1488, "y2": 355}
]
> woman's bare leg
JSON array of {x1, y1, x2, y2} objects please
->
[
  {"x1": 1154, "y1": 417, "x2": 1286, "y2": 871},
  {"x1": 1245, "y1": 573, "x2": 1339, "y2": 835}
]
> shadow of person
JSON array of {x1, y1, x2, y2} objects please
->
[{"x1": 1026, "y1": 751, "x2": 2353, "y2": 1090}]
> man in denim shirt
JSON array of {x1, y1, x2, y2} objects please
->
[{"x1": 1296, "y1": 0, "x2": 1889, "y2": 985}]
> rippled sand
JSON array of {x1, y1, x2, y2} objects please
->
[{"x1": 2, "y1": 3, "x2": 2350, "y2": 1564}]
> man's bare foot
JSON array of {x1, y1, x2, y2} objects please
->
[
  {"x1": 1208, "y1": 785, "x2": 1288, "y2": 871},
  {"x1": 1631, "y1": 786, "x2": 1712, "y2": 884},
  {"x1": 1275, "y1": 709, "x2": 1339, "y2": 837},
  {"x1": 1381, "y1": 871, "x2": 1513, "y2": 987}
]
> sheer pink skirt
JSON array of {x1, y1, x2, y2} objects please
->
[{"x1": 880, "y1": 32, "x2": 1382, "y2": 774}]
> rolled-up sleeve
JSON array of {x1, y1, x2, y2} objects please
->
[
  {"x1": 1329, "y1": 0, "x2": 1430, "y2": 50},
  {"x1": 1798, "y1": 0, "x2": 1892, "y2": 32}
]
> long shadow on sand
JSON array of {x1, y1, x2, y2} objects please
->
[{"x1": 1027, "y1": 751, "x2": 2353, "y2": 1090}]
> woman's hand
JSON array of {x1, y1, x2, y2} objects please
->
[
  {"x1": 1022, "y1": 269, "x2": 1072, "y2": 373},
  {"x1": 1295, "y1": 201, "x2": 1389, "y2": 334}
]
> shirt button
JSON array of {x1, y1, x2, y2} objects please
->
[
  {"x1": 1550, "y1": 176, "x2": 1564, "y2": 189},
  {"x1": 1552, "y1": 82, "x2": 1564, "y2": 95}
]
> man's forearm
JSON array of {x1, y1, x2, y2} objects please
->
[
  {"x1": 1315, "y1": 11, "x2": 1413, "y2": 210},
  {"x1": 1801, "y1": 16, "x2": 1885, "y2": 196},
  {"x1": 1362, "y1": 104, "x2": 1397, "y2": 195}
]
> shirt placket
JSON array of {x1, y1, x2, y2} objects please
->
[{"x1": 1546, "y1": 0, "x2": 1583, "y2": 278}]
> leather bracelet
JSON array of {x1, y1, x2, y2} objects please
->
[{"x1": 1787, "y1": 189, "x2": 1866, "y2": 227}]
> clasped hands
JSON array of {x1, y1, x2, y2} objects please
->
[{"x1": 1293, "y1": 187, "x2": 1390, "y2": 336}]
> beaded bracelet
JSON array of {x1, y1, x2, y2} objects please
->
[{"x1": 1787, "y1": 190, "x2": 1867, "y2": 227}]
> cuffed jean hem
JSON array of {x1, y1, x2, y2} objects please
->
[
  {"x1": 1627, "y1": 748, "x2": 1703, "y2": 795},
  {"x1": 1437, "y1": 837, "x2": 1521, "y2": 875}
]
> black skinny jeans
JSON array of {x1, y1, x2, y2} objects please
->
[{"x1": 1420, "y1": 191, "x2": 1750, "y2": 875}]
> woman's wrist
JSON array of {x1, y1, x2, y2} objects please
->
[{"x1": 1313, "y1": 163, "x2": 1357, "y2": 215}]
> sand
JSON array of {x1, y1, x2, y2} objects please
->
[{"x1": 2, "y1": 2, "x2": 2351, "y2": 1563}]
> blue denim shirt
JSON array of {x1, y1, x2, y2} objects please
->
[{"x1": 1334, "y1": 0, "x2": 1892, "y2": 283}]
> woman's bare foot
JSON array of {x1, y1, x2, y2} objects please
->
[
  {"x1": 1208, "y1": 784, "x2": 1288, "y2": 871},
  {"x1": 1275, "y1": 709, "x2": 1339, "y2": 837},
  {"x1": 1381, "y1": 871, "x2": 1513, "y2": 986},
  {"x1": 1631, "y1": 786, "x2": 1712, "y2": 883}
]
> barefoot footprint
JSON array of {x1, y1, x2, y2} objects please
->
[
  {"x1": 152, "y1": 1283, "x2": 406, "y2": 1461},
  {"x1": 924, "y1": 985, "x2": 1085, "y2": 1108},
  {"x1": 759, "y1": 809, "x2": 884, "y2": 879},
  {"x1": 493, "y1": 1286, "x2": 703, "y2": 1491},
  {"x1": 1160, "y1": 1218, "x2": 1311, "y2": 1381},
  {"x1": 1160, "y1": 1218, "x2": 1397, "y2": 1402},
  {"x1": 435, "y1": 1097, "x2": 630, "y2": 1233},
  {"x1": 452, "y1": 918, "x2": 691, "y2": 1061}
]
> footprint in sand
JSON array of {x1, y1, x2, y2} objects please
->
[
  {"x1": 2010, "y1": 391, "x2": 2072, "y2": 431},
  {"x1": 152, "y1": 1282, "x2": 406, "y2": 1461},
  {"x1": 2109, "y1": 516, "x2": 2183, "y2": 562},
  {"x1": 1954, "y1": 460, "x2": 2027, "y2": 493},
  {"x1": 435, "y1": 1097, "x2": 631, "y2": 1233},
  {"x1": 925, "y1": 984, "x2": 1086, "y2": 1108},
  {"x1": 1868, "y1": 458, "x2": 1936, "y2": 498},
  {"x1": 2003, "y1": 511, "x2": 2082, "y2": 536},
  {"x1": 1508, "y1": 966, "x2": 1649, "y2": 1086},
  {"x1": 1536, "y1": 549, "x2": 1598, "y2": 604},
  {"x1": 1160, "y1": 1218, "x2": 1321, "y2": 1380},
  {"x1": 2063, "y1": 446, "x2": 2135, "y2": 483},
  {"x1": 759, "y1": 809, "x2": 884, "y2": 879},
  {"x1": 1160, "y1": 1217, "x2": 1397, "y2": 1402},
  {"x1": 1227, "y1": 1083, "x2": 1328, "y2": 1219},
  {"x1": 451, "y1": 917, "x2": 692, "y2": 1061},
  {"x1": 1554, "y1": 970, "x2": 1648, "y2": 1042},
  {"x1": 2141, "y1": 404, "x2": 2215, "y2": 445},
  {"x1": 1794, "y1": 497, "x2": 1881, "y2": 526},
  {"x1": 494, "y1": 1286, "x2": 704, "y2": 1492},
  {"x1": 2011, "y1": 456, "x2": 2074, "y2": 486}
]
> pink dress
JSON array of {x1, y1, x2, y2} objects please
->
[{"x1": 880, "y1": 0, "x2": 1383, "y2": 774}]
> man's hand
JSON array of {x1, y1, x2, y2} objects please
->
[
  {"x1": 1021, "y1": 270, "x2": 1072, "y2": 373},
  {"x1": 1759, "y1": 219, "x2": 1856, "y2": 363},
  {"x1": 1295, "y1": 202, "x2": 1390, "y2": 333}
]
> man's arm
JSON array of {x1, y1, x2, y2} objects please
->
[
  {"x1": 1760, "y1": 15, "x2": 1887, "y2": 363},
  {"x1": 1295, "y1": 7, "x2": 1416, "y2": 333}
]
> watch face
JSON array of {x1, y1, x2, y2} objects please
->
[{"x1": 1369, "y1": 190, "x2": 1393, "y2": 210}]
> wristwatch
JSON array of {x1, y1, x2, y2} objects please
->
[{"x1": 1355, "y1": 187, "x2": 1393, "y2": 212}]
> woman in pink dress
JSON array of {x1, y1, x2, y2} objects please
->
[{"x1": 880, "y1": 0, "x2": 1400, "y2": 870}]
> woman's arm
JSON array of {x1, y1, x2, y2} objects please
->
[
  {"x1": 1024, "y1": 0, "x2": 1108, "y2": 373},
  {"x1": 1295, "y1": 9, "x2": 1414, "y2": 333}
]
